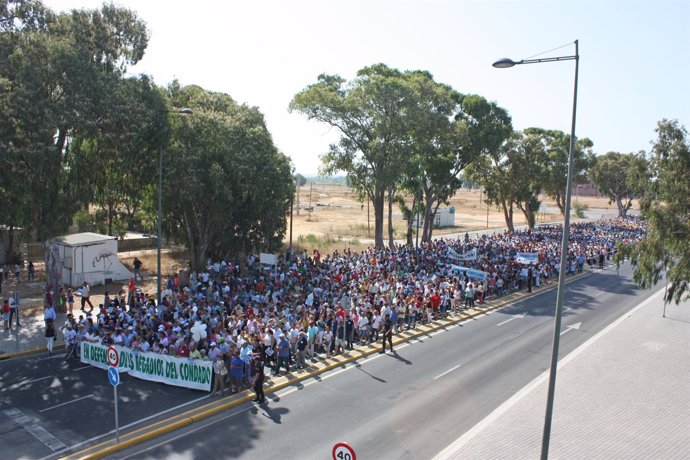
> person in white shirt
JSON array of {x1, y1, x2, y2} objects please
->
[{"x1": 63, "y1": 322, "x2": 77, "y2": 360}]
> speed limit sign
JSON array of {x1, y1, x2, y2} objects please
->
[
  {"x1": 332, "y1": 442, "x2": 356, "y2": 460},
  {"x1": 107, "y1": 346, "x2": 119, "y2": 367}
]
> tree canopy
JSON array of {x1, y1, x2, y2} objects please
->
[
  {"x1": 590, "y1": 151, "x2": 648, "y2": 218},
  {"x1": 165, "y1": 84, "x2": 293, "y2": 268},
  {"x1": 616, "y1": 119, "x2": 690, "y2": 304}
]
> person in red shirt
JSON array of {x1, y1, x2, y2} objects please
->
[
  {"x1": 430, "y1": 289, "x2": 441, "y2": 319},
  {"x1": 127, "y1": 278, "x2": 135, "y2": 306}
]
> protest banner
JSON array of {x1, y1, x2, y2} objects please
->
[
  {"x1": 515, "y1": 252, "x2": 539, "y2": 265},
  {"x1": 81, "y1": 342, "x2": 212, "y2": 391},
  {"x1": 447, "y1": 247, "x2": 478, "y2": 261},
  {"x1": 450, "y1": 264, "x2": 490, "y2": 281}
]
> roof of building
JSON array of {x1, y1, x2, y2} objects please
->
[{"x1": 54, "y1": 232, "x2": 116, "y2": 247}]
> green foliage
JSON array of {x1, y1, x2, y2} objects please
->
[
  {"x1": 0, "y1": 1, "x2": 150, "y2": 241},
  {"x1": 573, "y1": 202, "x2": 588, "y2": 218},
  {"x1": 164, "y1": 84, "x2": 293, "y2": 268},
  {"x1": 523, "y1": 128, "x2": 594, "y2": 216},
  {"x1": 615, "y1": 119, "x2": 690, "y2": 303},
  {"x1": 291, "y1": 64, "x2": 428, "y2": 249},
  {"x1": 590, "y1": 151, "x2": 648, "y2": 217},
  {"x1": 294, "y1": 173, "x2": 307, "y2": 187}
]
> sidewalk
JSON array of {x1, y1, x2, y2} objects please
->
[
  {"x1": 0, "y1": 304, "x2": 69, "y2": 358},
  {"x1": 437, "y1": 289, "x2": 690, "y2": 460}
]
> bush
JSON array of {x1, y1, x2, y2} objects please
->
[{"x1": 573, "y1": 202, "x2": 589, "y2": 219}]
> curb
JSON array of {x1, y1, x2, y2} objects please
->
[
  {"x1": 0, "y1": 343, "x2": 65, "y2": 360},
  {"x1": 61, "y1": 270, "x2": 590, "y2": 460}
]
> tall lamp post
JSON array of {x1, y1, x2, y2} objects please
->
[
  {"x1": 493, "y1": 40, "x2": 579, "y2": 460},
  {"x1": 158, "y1": 108, "x2": 193, "y2": 306}
]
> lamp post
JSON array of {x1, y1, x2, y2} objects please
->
[
  {"x1": 493, "y1": 40, "x2": 579, "y2": 460},
  {"x1": 157, "y1": 108, "x2": 193, "y2": 306}
]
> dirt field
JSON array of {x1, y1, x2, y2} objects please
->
[
  {"x1": 287, "y1": 183, "x2": 623, "y2": 252},
  {"x1": 7, "y1": 184, "x2": 627, "y2": 315}
]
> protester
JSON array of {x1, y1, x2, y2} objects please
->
[
  {"x1": 252, "y1": 353, "x2": 266, "y2": 404},
  {"x1": 211, "y1": 354, "x2": 227, "y2": 397},
  {"x1": 80, "y1": 282, "x2": 94, "y2": 313},
  {"x1": 44, "y1": 303, "x2": 57, "y2": 355},
  {"x1": 133, "y1": 257, "x2": 144, "y2": 282},
  {"x1": 380, "y1": 314, "x2": 393, "y2": 354},
  {"x1": 58, "y1": 217, "x2": 644, "y2": 396},
  {"x1": 2, "y1": 299, "x2": 9, "y2": 331}
]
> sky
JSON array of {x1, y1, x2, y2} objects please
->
[{"x1": 43, "y1": 0, "x2": 690, "y2": 175}]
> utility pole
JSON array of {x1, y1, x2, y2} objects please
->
[{"x1": 296, "y1": 182, "x2": 300, "y2": 216}]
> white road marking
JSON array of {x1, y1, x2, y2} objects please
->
[
  {"x1": 433, "y1": 288, "x2": 664, "y2": 460},
  {"x1": 496, "y1": 313, "x2": 527, "y2": 326},
  {"x1": 72, "y1": 366, "x2": 91, "y2": 372},
  {"x1": 560, "y1": 321, "x2": 582, "y2": 336},
  {"x1": 593, "y1": 291, "x2": 606, "y2": 298},
  {"x1": 39, "y1": 395, "x2": 93, "y2": 413},
  {"x1": 3, "y1": 408, "x2": 67, "y2": 451},
  {"x1": 434, "y1": 364, "x2": 462, "y2": 380}
]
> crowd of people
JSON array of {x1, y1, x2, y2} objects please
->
[{"x1": 48, "y1": 217, "x2": 646, "y2": 400}]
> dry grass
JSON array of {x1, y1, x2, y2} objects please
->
[{"x1": 287, "y1": 184, "x2": 629, "y2": 253}]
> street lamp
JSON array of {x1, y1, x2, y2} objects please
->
[
  {"x1": 158, "y1": 108, "x2": 192, "y2": 306},
  {"x1": 493, "y1": 40, "x2": 579, "y2": 460}
]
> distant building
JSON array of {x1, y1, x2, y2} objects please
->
[
  {"x1": 572, "y1": 183, "x2": 601, "y2": 198},
  {"x1": 434, "y1": 207, "x2": 456, "y2": 228}
]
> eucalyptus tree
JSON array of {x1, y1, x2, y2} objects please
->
[
  {"x1": 589, "y1": 151, "x2": 645, "y2": 218},
  {"x1": 419, "y1": 95, "x2": 512, "y2": 241},
  {"x1": 510, "y1": 130, "x2": 547, "y2": 229},
  {"x1": 165, "y1": 85, "x2": 293, "y2": 269},
  {"x1": 525, "y1": 128, "x2": 594, "y2": 216},
  {"x1": 465, "y1": 133, "x2": 521, "y2": 232},
  {"x1": 69, "y1": 75, "x2": 168, "y2": 236},
  {"x1": 0, "y1": 1, "x2": 149, "y2": 241},
  {"x1": 615, "y1": 119, "x2": 689, "y2": 303},
  {"x1": 290, "y1": 64, "x2": 414, "y2": 249}
]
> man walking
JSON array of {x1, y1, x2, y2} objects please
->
[
  {"x1": 80, "y1": 282, "x2": 94, "y2": 313},
  {"x1": 380, "y1": 314, "x2": 393, "y2": 354},
  {"x1": 133, "y1": 257, "x2": 144, "y2": 282},
  {"x1": 8, "y1": 294, "x2": 21, "y2": 328},
  {"x1": 275, "y1": 334, "x2": 291, "y2": 376}
]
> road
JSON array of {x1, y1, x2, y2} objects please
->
[
  {"x1": 93, "y1": 262, "x2": 656, "y2": 460},
  {"x1": 0, "y1": 262, "x2": 657, "y2": 460}
]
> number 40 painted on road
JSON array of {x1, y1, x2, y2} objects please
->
[{"x1": 332, "y1": 442, "x2": 356, "y2": 460}]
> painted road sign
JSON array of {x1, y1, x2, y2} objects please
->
[{"x1": 108, "y1": 366, "x2": 120, "y2": 386}]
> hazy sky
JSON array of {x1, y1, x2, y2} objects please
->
[{"x1": 43, "y1": 0, "x2": 690, "y2": 175}]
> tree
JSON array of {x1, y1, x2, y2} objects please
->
[
  {"x1": 466, "y1": 133, "x2": 522, "y2": 232},
  {"x1": 70, "y1": 75, "x2": 168, "y2": 236},
  {"x1": 524, "y1": 128, "x2": 594, "y2": 216},
  {"x1": 510, "y1": 131, "x2": 546, "y2": 229},
  {"x1": 590, "y1": 151, "x2": 644, "y2": 217},
  {"x1": 165, "y1": 85, "x2": 293, "y2": 269},
  {"x1": 290, "y1": 64, "x2": 414, "y2": 249},
  {"x1": 0, "y1": 1, "x2": 150, "y2": 242},
  {"x1": 617, "y1": 119, "x2": 690, "y2": 304},
  {"x1": 294, "y1": 173, "x2": 307, "y2": 187}
]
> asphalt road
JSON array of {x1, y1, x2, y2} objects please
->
[{"x1": 86, "y1": 262, "x2": 659, "y2": 460}]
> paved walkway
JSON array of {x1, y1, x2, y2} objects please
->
[
  {"x1": 437, "y1": 288, "x2": 690, "y2": 460},
  {"x1": 0, "y1": 304, "x2": 69, "y2": 358}
]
